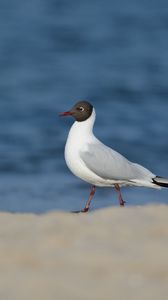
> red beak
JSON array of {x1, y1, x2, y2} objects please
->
[{"x1": 59, "y1": 111, "x2": 73, "y2": 117}]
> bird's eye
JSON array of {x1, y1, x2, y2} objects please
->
[{"x1": 78, "y1": 106, "x2": 84, "y2": 112}]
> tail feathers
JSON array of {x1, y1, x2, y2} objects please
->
[{"x1": 153, "y1": 176, "x2": 168, "y2": 188}]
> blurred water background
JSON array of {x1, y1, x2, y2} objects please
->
[{"x1": 0, "y1": 0, "x2": 168, "y2": 212}]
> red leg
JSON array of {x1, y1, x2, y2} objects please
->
[
  {"x1": 82, "y1": 185, "x2": 96, "y2": 212},
  {"x1": 115, "y1": 184, "x2": 126, "y2": 207},
  {"x1": 73, "y1": 185, "x2": 96, "y2": 213}
]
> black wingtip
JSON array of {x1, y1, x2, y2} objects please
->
[{"x1": 153, "y1": 176, "x2": 168, "y2": 188}]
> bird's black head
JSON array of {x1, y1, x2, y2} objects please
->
[{"x1": 60, "y1": 101, "x2": 93, "y2": 122}]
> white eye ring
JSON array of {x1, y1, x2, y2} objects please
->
[{"x1": 79, "y1": 106, "x2": 84, "y2": 111}]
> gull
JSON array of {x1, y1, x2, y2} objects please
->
[{"x1": 60, "y1": 100, "x2": 168, "y2": 212}]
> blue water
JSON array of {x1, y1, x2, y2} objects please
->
[{"x1": 0, "y1": 0, "x2": 168, "y2": 212}]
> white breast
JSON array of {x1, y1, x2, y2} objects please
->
[{"x1": 64, "y1": 109, "x2": 105, "y2": 185}]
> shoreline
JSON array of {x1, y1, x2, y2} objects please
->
[{"x1": 0, "y1": 205, "x2": 168, "y2": 300}]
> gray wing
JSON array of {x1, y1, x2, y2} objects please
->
[{"x1": 80, "y1": 142, "x2": 154, "y2": 181}]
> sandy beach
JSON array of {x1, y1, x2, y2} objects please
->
[{"x1": 0, "y1": 205, "x2": 168, "y2": 300}]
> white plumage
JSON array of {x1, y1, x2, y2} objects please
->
[
  {"x1": 61, "y1": 100, "x2": 168, "y2": 212},
  {"x1": 65, "y1": 108, "x2": 158, "y2": 189}
]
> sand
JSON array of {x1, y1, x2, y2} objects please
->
[{"x1": 0, "y1": 205, "x2": 168, "y2": 300}]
